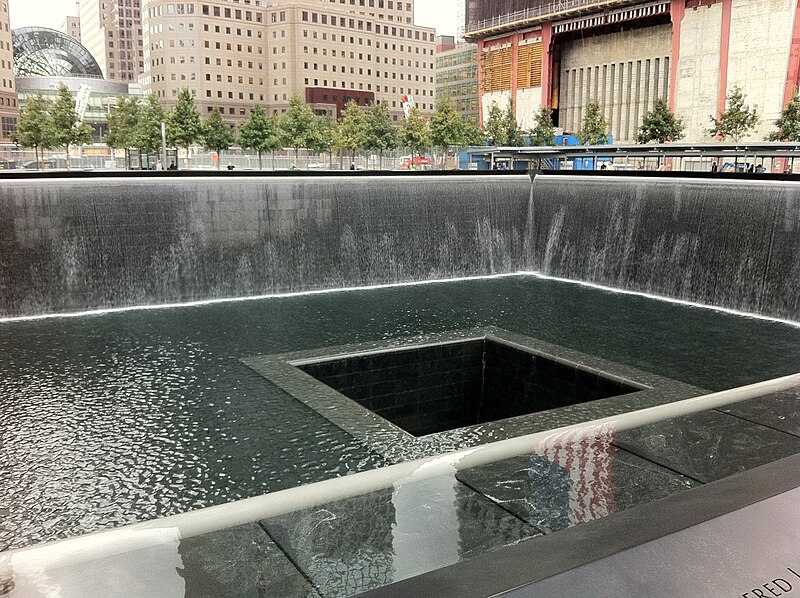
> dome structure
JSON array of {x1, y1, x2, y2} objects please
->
[{"x1": 12, "y1": 27, "x2": 103, "y2": 79}]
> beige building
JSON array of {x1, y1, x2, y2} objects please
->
[
  {"x1": 141, "y1": 0, "x2": 436, "y2": 124},
  {"x1": 80, "y1": 0, "x2": 144, "y2": 82},
  {"x1": 62, "y1": 15, "x2": 82, "y2": 42},
  {"x1": 0, "y1": 0, "x2": 17, "y2": 143}
]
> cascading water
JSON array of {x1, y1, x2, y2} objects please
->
[
  {"x1": 0, "y1": 175, "x2": 531, "y2": 317},
  {"x1": 527, "y1": 175, "x2": 800, "y2": 321}
]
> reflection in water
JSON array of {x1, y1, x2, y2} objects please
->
[
  {"x1": 391, "y1": 460, "x2": 459, "y2": 582},
  {"x1": 1, "y1": 529, "x2": 184, "y2": 597},
  {"x1": 533, "y1": 426, "x2": 617, "y2": 528}
]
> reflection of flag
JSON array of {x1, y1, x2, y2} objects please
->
[{"x1": 539, "y1": 426, "x2": 616, "y2": 525}]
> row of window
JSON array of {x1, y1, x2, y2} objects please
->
[{"x1": 300, "y1": 11, "x2": 429, "y2": 42}]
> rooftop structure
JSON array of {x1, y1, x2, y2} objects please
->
[{"x1": 12, "y1": 27, "x2": 103, "y2": 78}]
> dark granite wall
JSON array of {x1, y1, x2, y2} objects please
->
[
  {"x1": 527, "y1": 175, "x2": 800, "y2": 321},
  {"x1": 299, "y1": 341, "x2": 485, "y2": 436},
  {"x1": 0, "y1": 175, "x2": 531, "y2": 316},
  {"x1": 300, "y1": 339, "x2": 642, "y2": 437},
  {"x1": 482, "y1": 341, "x2": 640, "y2": 421}
]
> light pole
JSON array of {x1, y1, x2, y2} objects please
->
[{"x1": 161, "y1": 121, "x2": 167, "y2": 169}]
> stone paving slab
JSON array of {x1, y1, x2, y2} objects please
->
[
  {"x1": 261, "y1": 477, "x2": 539, "y2": 598},
  {"x1": 720, "y1": 385, "x2": 800, "y2": 437},
  {"x1": 457, "y1": 447, "x2": 699, "y2": 534},
  {"x1": 613, "y1": 410, "x2": 800, "y2": 483}
]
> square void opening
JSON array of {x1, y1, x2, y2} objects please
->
[{"x1": 297, "y1": 339, "x2": 644, "y2": 437}]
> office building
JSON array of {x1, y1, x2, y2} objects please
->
[
  {"x1": 0, "y1": 0, "x2": 17, "y2": 143},
  {"x1": 141, "y1": 0, "x2": 436, "y2": 123},
  {"x1": 80, "y1": 0, "x2": 144, "y2": 82}
]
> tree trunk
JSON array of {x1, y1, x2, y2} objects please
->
[
  {"x1": 216, "y1": 150, "x2": 221, "y2": 170},
  {"x1": 65, "y1": 145, "x2": 71, "y2": 171},
  {"x1": 257, "y1": 150, "x2": 263, "y2": 170}
]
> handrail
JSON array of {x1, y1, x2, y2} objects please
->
[{"x1": 3, "y1": 372, "x2": 799, "y2": 569}]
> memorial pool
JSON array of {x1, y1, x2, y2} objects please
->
[{"x1": 2, "y1": 273, "x2": 800, "y2": 551}]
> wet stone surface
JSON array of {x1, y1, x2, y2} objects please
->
[
  {"x1": 178, "y1": 523, "x2": 321, "y2": 598},
  {"x1": 261, "y1": 477, "x2": 539, "y2": 598},
  {"x1": 720, "y1": 386, "x2": 800, "y2": 437},
  {"x1": 457, "y1": 445, "x2": 699, "y2": 534},
  {"x1": 614, "y1": 410, "x2": 800, "y2": 483}
]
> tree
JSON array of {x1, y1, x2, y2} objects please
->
[
  {"x1": 430, "y1": 93, "x2": 465, "y2": 163},
  {"x1": 239, "y1": 104, "x2": 279, "y2": 169},
  {"x1": 168, "y1": 87, "x2": 202, "y2": 169},
  {"x1": 400, "y1": 106, "x2": 431, "y2": 160},
  {"x1": 461, "y1": 118, "x2": 484, "y2": 146},
  {"x1": 578, "y1": 100, "x2": 609, "y2": 145},
  {"x1": 201, "y1": 107, "x2": 235, "y2": 169},
  {"x1": 279, "y1": 94, "x2": 319, "y2": 167},
  {"x1": 530, "y1": 107, "x2": 556, "y2": 146},
  {"x1": 364, "y1": 101, "x2": 398, "y2": 169},
  {"x1": 709, "y1": 86, "x2": 758, "y2": 142},
  {"x1": 134, "y1": 94, "x2": 168, "y2": 167},
  {"x1": 10, "y1": 93, "x2": 53, "y2": 170},
  {"x1": 769, "y1": 90, "x2": 800, "y2": 141},
  {"x1": 310, "y1": 115, "x2": 336, "y2": 168},
  {"x1": 484, "y1": 102, "x2": 506, "y2": 146},
  {"x1": 49, "y1": 83, "x2": 93, "y2": 170},
  {"x1": 637, "y1": 98, "x2": 684, "y2": 144},
  {"x1": 334, "y1": 100, "x2": 368, "y2": 163},
  {"x1": 106, "y1": 96, "x2": 141, "y2": 169},
  {"x1": 503, "y1": 102, "x2": 524, "y2": 147}
]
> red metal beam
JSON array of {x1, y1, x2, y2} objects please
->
[{"x1": 784, "y1": 0, "x2": 800, "y2": 106}]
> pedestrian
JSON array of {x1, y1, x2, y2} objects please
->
[
  {"x1": 350, "y1": 161, "x2": 356, "y2": 170},
  {"x1": 227, "y1": 163, "x2": 235, "y2": 170},
  {"x1": 711, "y1": 160, "x2": 718, "y2": 172}
]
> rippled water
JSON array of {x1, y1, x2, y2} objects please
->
[{"x1": 2, "y1": 275, "x2": 800, "y2": 550}]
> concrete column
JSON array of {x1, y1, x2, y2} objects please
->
[
  {"x1": 669, "y1": 0, "x2": 685, "y2": 111},
  {"x1": 784, "y1": 0, "x2": 800, "y2": 106}
]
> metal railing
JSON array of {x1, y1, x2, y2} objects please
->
[{"x1": 465, "y1": 0, "x2": 640, "y2": 35}]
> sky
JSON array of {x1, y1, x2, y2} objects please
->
[{"x1": 9, "y1": 0, "x2": 461, "y2": 36}]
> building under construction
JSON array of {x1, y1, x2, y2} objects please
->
[{"x1": 465, "y1": 0, "x2": 800, "y2": 143}]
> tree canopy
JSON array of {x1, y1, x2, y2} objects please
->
[
  {"x1": 578, "y1": 100, "x2": 609, "y2": 145},
  {"x1": 280, "y1": 94, "x2": 319, "y2": 163},
  {"x1": 201, "y1": 107, "x2": 235, "y2": 168},
  {"x1": 10, "y1": 93, "x2": 53, "y2": 169},
  {"x1": 334, "y1": 100, "x2": 368, "y2": 159},
  {"x1": 169, "y1": 87, "x2": 203, "y2": 167},
  {"x1": 709, "y1": 86, "x2": 759, "y2": 142},
  {"x1": 769, "y1": 90, "x2": 800, "y2": 142},
  {"x1": 49, "y1": 83, "x2": 93, "y2": 170},
  {"x1": 239, "y1": 104, "x2": 281, "y2": 168},
  {"x1": 637, "y1": 98, "x2": 685, "y2": 144},
  {"x1": 530, "y1": 107, "x2": 556, "y2": 146},
  {"x1": 364, "y1": 101, "x2": 398, "y2": 168},
  {"x1": 400, "y1": 106, "x2": 431, "y2": 157}
]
